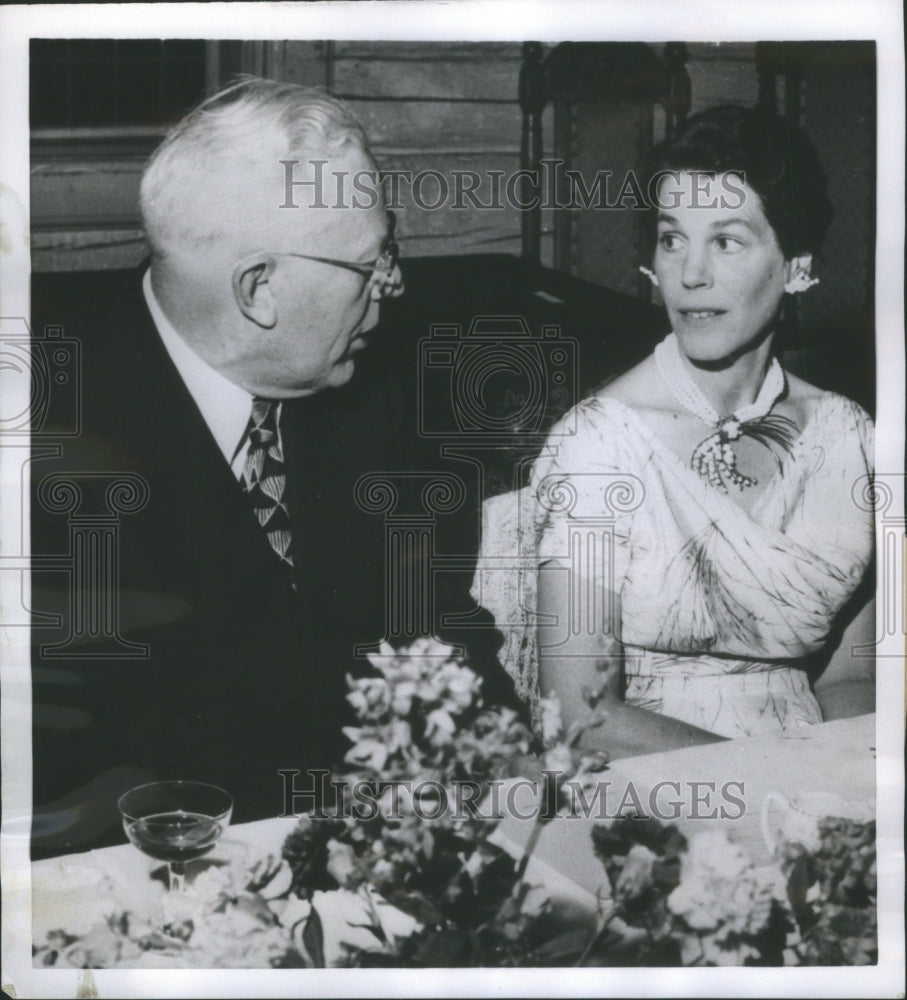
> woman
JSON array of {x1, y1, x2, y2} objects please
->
[{"x1": 476, "y1": 106, "x2": 874, "y2": 757}]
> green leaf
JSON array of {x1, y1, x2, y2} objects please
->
[
  {"x1": 302, "y1": 907, "x2": 326, "y2": 968},
  {"x1": 412, "y1": 929, "x2": 472, "y2": 966},
  {"x1": 533, "y1": 928, "x2": 590, "y2": 963}
]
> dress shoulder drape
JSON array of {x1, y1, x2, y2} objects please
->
[{"x1": 472, "y1": 390, "x2": 874, "y2": 736}]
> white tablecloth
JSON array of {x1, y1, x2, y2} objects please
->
[
  {"x1": 493, "y1": 713, "x2": 876, "y2": 909},
  {"x1": 32, "y1": 714, "x2": 876, "y2": 942}
]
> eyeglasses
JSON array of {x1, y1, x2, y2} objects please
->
[{"x1": 236, "y1": 212, "x2": 399, "y2": 285}]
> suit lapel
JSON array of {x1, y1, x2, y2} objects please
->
[{"x1": 119, "y1": 283, "x2": 304, "y2": 599}]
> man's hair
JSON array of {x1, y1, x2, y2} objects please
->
[
  {"x1": 140, "y1": 77, "x2": 371, "y2": 261},
  {"x1": 644, "y1": 104, "x2": 834, "y2": 259}
]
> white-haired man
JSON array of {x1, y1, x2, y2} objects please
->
[{"x1": 30, "y1": 78, "x2": 407, "y2": 856}]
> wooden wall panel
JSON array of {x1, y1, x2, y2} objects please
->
[
  {"x1": 31, "y1": 161, "x2": 144, "y2": 231},
  {"x1": 31, "y1": 230, "x2": 148, "y2": 271},
  {"x1": 333, "y1": 42, "x2": 523, "y2": 61},
  {"x1": 685, "y1": 43, "x2": 760, "y2": 115},
  {"x1": 350, "y1": 101, "x2": 522, "y2": 152},
  {"x1": 333, "y1": 58, "x2": 521, "y2": 102},
  {"x1": 334, "y1": 42, "x2": 549, "y2": 260},
  {"x1": 30, "y1": 40, "x2": 758, "y2": 272}
]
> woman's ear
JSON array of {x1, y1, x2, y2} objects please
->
[{"x1": 232, "y1": 257, "x2": 277, "y2": 328}]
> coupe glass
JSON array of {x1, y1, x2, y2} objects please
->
[{"x1": 118, "y1": 781, "x2": 233, "y2": 891}]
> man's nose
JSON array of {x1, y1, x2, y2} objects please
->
[{"x1": 681, "y1": 246, "x2": 712, "y2": 289}]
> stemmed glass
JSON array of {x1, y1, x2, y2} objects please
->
[{"x1": 118, "y1": 781, "x2": 233, "y2": 892}]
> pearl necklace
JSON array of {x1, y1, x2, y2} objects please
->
[{"x1": 654, "y1": 333, "x2": 797, "y2": 493}]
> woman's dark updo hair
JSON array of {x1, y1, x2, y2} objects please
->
[{"x1": 645, "y1": 105, "x2": 834, "y2": 259}]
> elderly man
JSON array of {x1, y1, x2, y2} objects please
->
[{"x1": 30, "y1": 79, "x2": 407, "y2": 856}]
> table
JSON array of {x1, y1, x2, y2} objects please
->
[
  {"x1": 492, "y1": 713, "x2": 876, "y2": 911},
  {"x1": 32, "y1": 715, "x2": 876, "y2": 949}
]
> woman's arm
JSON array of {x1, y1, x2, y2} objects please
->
[
  {"x1": 537, "y1": 564, "x2": 723, "y2": 760},
  {"x1": 813, "y1": 593, "x2": 875, "y2": 720}
]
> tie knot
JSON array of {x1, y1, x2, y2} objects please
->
[{"x1": 248, "y1": 398, "x2": 279, "y2": 446}]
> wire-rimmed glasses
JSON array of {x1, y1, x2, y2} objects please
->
[{"x1": 233, "y1": 212, "x2": 400, "y2": 291}]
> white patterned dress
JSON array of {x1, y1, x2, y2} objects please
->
[{"x1": 472, "y1": 390, "x2": 874, "y2": 737}]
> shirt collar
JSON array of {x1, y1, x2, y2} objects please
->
[{"x1": 143, "y1": 270, "x2": 252, "y2": 466}]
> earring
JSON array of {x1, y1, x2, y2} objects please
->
[
  {"x1": 639, "y1": 265, "x2": 659, "y2": 287},
  {"x1": 784, "y1": 271, "x2": 820, "y2": 294}
]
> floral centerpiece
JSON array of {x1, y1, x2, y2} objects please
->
[{"x1": 34, "y1": 641, "x2": 876, "y2": 969}]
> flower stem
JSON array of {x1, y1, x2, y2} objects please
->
[{"x1": 515, "y1": 817, "x2": 543, "y2": 883}]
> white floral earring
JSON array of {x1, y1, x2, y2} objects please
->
[
  {"x1": 639, "y1": 265, "x2": 659, "y2": 287},
  {"x1": 784, "y1": 270, "x2": 820, "y2": 294}
]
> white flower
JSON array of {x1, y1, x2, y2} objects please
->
[
  {"x1": 270, "y1": 894, "x2": 311, "y2": 933},
  {"x1": 160, "y1": 886, "x2": 208, "y2": 927},
  {"x1": 369, "y1": 890, "x2": 422, "y2": 941},
  {"x1": 60, "y1": 923, "x2": 123, "y2": 969},
  {"x1": 541, "y1": 742, "x2": 573, "y2": 776},
  {"x1": 325, "y1": 838, "x2": 358, "y2": 886},
  {"x1": 461, "y1": 850, "x2": 486, "y2": 880},
  {"x1": 308, "y1": 888, "x2": 420, "y2": 965},
  {"x1": 520, "y1": 884, "x2": 550, "y2": 920},
  {"x1": 391, "y1": 679, "x2": 417, "y2": 715},
  {"x1": 539, "y1": 696, "x2": 564, "y2": 745},
  {"x1": 365, "y1": 640, "x2": 399, "y2": 675},
  {"x1": 615, "y1": 844, "x2": 657, "y2": 899},
  {"x1": 425, "y1": 707, "x2": 456, "y2": 744},
  {"x1": 254, "y1": 859, "x2": 294, "y2": 901},
  {"x1": 378, "y1": 783, "x2": 413, "y2": 818},
  {"x1": 668, "y1": 830, "x2": 778, "y2": 947},
  {"x1": 346, "y1": 676, "x2": 391, "y2": 718},
  {"x1": 406, "y1": 636, "x2": 458, "y2": 665},
  {"x1": 366, "y1": 639, "x2": 459, "y2": 688},
  {"x1": 190, "y1": 863, "x2": 238, "y2": 903},
  {"x1": 343, "y1": 734, "x2": 389, "y2": 771},
  {"x1": 436, "y1": 662, "x2": 481, "y2": 712},
  {"x1": 388, "y1": 718, "x2": 414, "y2": 755},
  {"x1": 371, "y1": 858, "x2": 395, "y2": 882},
  {"x1": 685, "y1": 829, "x2": 751, "y2": 880},
  {"x1": 192, "y1": 907, "x2": 289, "y2": 968}
]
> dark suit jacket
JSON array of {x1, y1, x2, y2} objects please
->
[{"x1": 30, "y1": 269, "x2": 405, "y2": 856}]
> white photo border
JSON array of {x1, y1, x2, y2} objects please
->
[{"x1": 1, "y1": 2, "x2": 904, "y2": 997}]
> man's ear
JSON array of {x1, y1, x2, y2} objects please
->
[{"x1": 232, "y1": 257, "x2": 277, "y2": 329}]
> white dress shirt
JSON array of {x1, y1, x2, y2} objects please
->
[{"x1": 142, "y1": 270, "x2": 282, "y2": 479}]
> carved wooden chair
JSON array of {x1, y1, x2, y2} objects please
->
[{"x1": 519, "y1": 41, "x2": 690, "y2": 299}]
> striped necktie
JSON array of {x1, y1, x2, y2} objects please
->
[{"x1": 241, "y1": 397, "x2": 294, "y2": 573}]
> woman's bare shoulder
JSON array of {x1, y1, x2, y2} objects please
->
[
  {"x1": 784, "y1": 369, "x2": 827, "y2": 403},
  {"x1": 781, "y1": 370, "x2": 846, "y2": 428}
]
